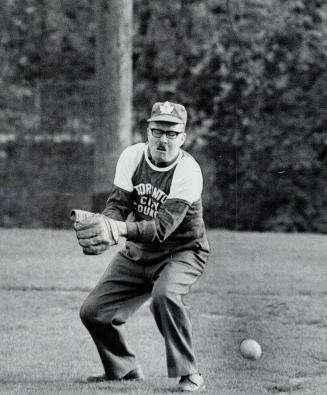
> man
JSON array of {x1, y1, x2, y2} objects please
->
[{"x1": 74, "y1": 101, "x2": 210, "y2": 392}]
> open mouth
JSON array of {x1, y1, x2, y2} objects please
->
[{"x1": 156, "y1": 145, "x2": 167, "y2": 152}]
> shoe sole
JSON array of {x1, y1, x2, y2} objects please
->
[{"x1": 179, "y1": 384, "x2": 206, "y2": 392}]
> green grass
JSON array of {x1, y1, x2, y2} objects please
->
[{"x1": 1, "y1": 229, "x2": 327, "y2": 394}]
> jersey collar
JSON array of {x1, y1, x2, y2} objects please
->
[{"x1": 144, "y1": 144, "x2": 182, "y2": 172}]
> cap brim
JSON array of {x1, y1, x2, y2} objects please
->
[{"x1": 147, "y1": 115, "x2": 184, "y2": 124}]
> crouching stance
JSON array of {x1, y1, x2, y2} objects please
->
[{"x1": 73, "y1": 101, "x2": 210, "y2": 392}]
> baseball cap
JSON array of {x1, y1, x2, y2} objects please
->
[{"x1": 147, "y1": 101, "x2": 187, "y2": 125}]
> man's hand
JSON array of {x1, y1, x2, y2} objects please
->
[{"x1": 70, "y1": 210, "x2": 119, "y2": 255}]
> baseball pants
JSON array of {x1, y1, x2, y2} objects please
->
[{"x1": 79, "y1": 242, "x2": 209, "y2": 379}]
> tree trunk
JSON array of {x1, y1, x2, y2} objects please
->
[{"x1": 93, "y1": 0, "x2": 133, "y2": 211}]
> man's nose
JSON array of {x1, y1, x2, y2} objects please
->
[{"x1": 159, "y1": 132, "x2": 168, "y2": 142}]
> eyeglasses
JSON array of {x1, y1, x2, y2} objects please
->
[{"x1": 149, "y1": 128, "x2": 181, "y2": 140}]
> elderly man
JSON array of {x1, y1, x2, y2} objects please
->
[{"x1": 74, "y1": 101, "x2": 210, "y2": 392}]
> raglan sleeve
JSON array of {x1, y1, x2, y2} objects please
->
[
  {"x1": 102, "y1": 144, "x2": 142, "y2": 221},
  {"x1": 125, "y1": 157, "x2": 203, "y2": 242}
]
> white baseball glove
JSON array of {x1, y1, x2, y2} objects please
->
[{"x1": 70, "y1": 209, "x2": 119, "y2": 255}]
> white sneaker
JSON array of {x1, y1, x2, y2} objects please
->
[{"x1": 178, "y1": 373, "x2": 205, "y2": 392}]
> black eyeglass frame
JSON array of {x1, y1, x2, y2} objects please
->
[{"x1": 148, "y1": 128, "x2": 182, "y2": 140}]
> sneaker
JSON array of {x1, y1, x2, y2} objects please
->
[
  {"x1": 178, "y1": 373, "x2": 205, "y2": 392},
  {"x1": 87, "y1": 373, "x2": 108, "y2": 383},
  {"x1": 121, "y1": 367, "x2": 145, "y2": 381},
  {"x1": 87, "y1": 367, "x2": 145, "y2": 382}
]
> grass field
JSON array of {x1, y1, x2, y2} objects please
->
[{"x1": 1, "y1": 228, "x2": 327, "y2": 395}]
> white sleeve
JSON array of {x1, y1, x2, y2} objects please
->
[
  {"x1": 113, "y1": 143, "x2": 144, "y2": 192},
  {"x1": 167, "y1": 156, "x2": 203, "y2": 204}
]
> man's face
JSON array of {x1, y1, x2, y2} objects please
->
[{"x1": 147, "y1": 121, "x2": 186, "y2": 164}]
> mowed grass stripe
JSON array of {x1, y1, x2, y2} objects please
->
[{"x1": 1, "y1": 229, "x2": 327, "y2": 394}]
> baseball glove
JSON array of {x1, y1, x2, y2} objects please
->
[{"x1": 70, "y1": 209, "x2": 119, "y2": 255}]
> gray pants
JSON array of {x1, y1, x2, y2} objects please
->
[{"x1": 80, "y1": 241, "x2": 209, "y2": 379}]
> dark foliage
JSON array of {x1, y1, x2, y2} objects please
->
[
  {"x1": 0, "y1": 140, "x2": 93, "y2": 228},
  {"x1": 1, "y1": 0, "x2": 327, "y2": 232}
]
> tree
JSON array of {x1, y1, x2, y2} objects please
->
[{"x1": 93, "y1": 0, "x2": 133, "y2": 211}]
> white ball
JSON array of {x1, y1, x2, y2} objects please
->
[{"x1": 239, "y1": 339, "x2": 262, "y2": 361}]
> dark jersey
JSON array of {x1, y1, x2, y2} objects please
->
[{"x1": 103, "y1": 143, "x2": 209, "y2": 252}]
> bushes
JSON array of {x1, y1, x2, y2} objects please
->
[
  {"x1": 0, "y1": 139, "x2": 93, "y2": 228},
  {"x1": 1, "y1": 137, "x2": 326, "y2": 232},
  {"x1": 1, "y1": 1, "x2": 327, "y2": 232}
]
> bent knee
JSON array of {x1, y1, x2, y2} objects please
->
[{"x1": 79, "y1": 297, "x2": 99, "y2": 325}]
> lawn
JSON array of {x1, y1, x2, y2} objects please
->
[{"x1": 1, "y1": 228, "x2": 327, "y2": 394}]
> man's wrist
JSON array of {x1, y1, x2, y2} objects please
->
[{"x1": 115, "y1": 221, "x2": 128, "y2": 237}]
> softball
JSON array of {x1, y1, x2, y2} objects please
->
[{"x1": 239, "y1": 338, "x2": 262, "y2": 361}]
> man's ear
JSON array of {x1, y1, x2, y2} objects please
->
[
  {"x1": 146, "y1": 127, "x2": 151, "y2": 140},
  {"x1": 180, "y1": 132, "x2": 186, "y2": 146}
]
